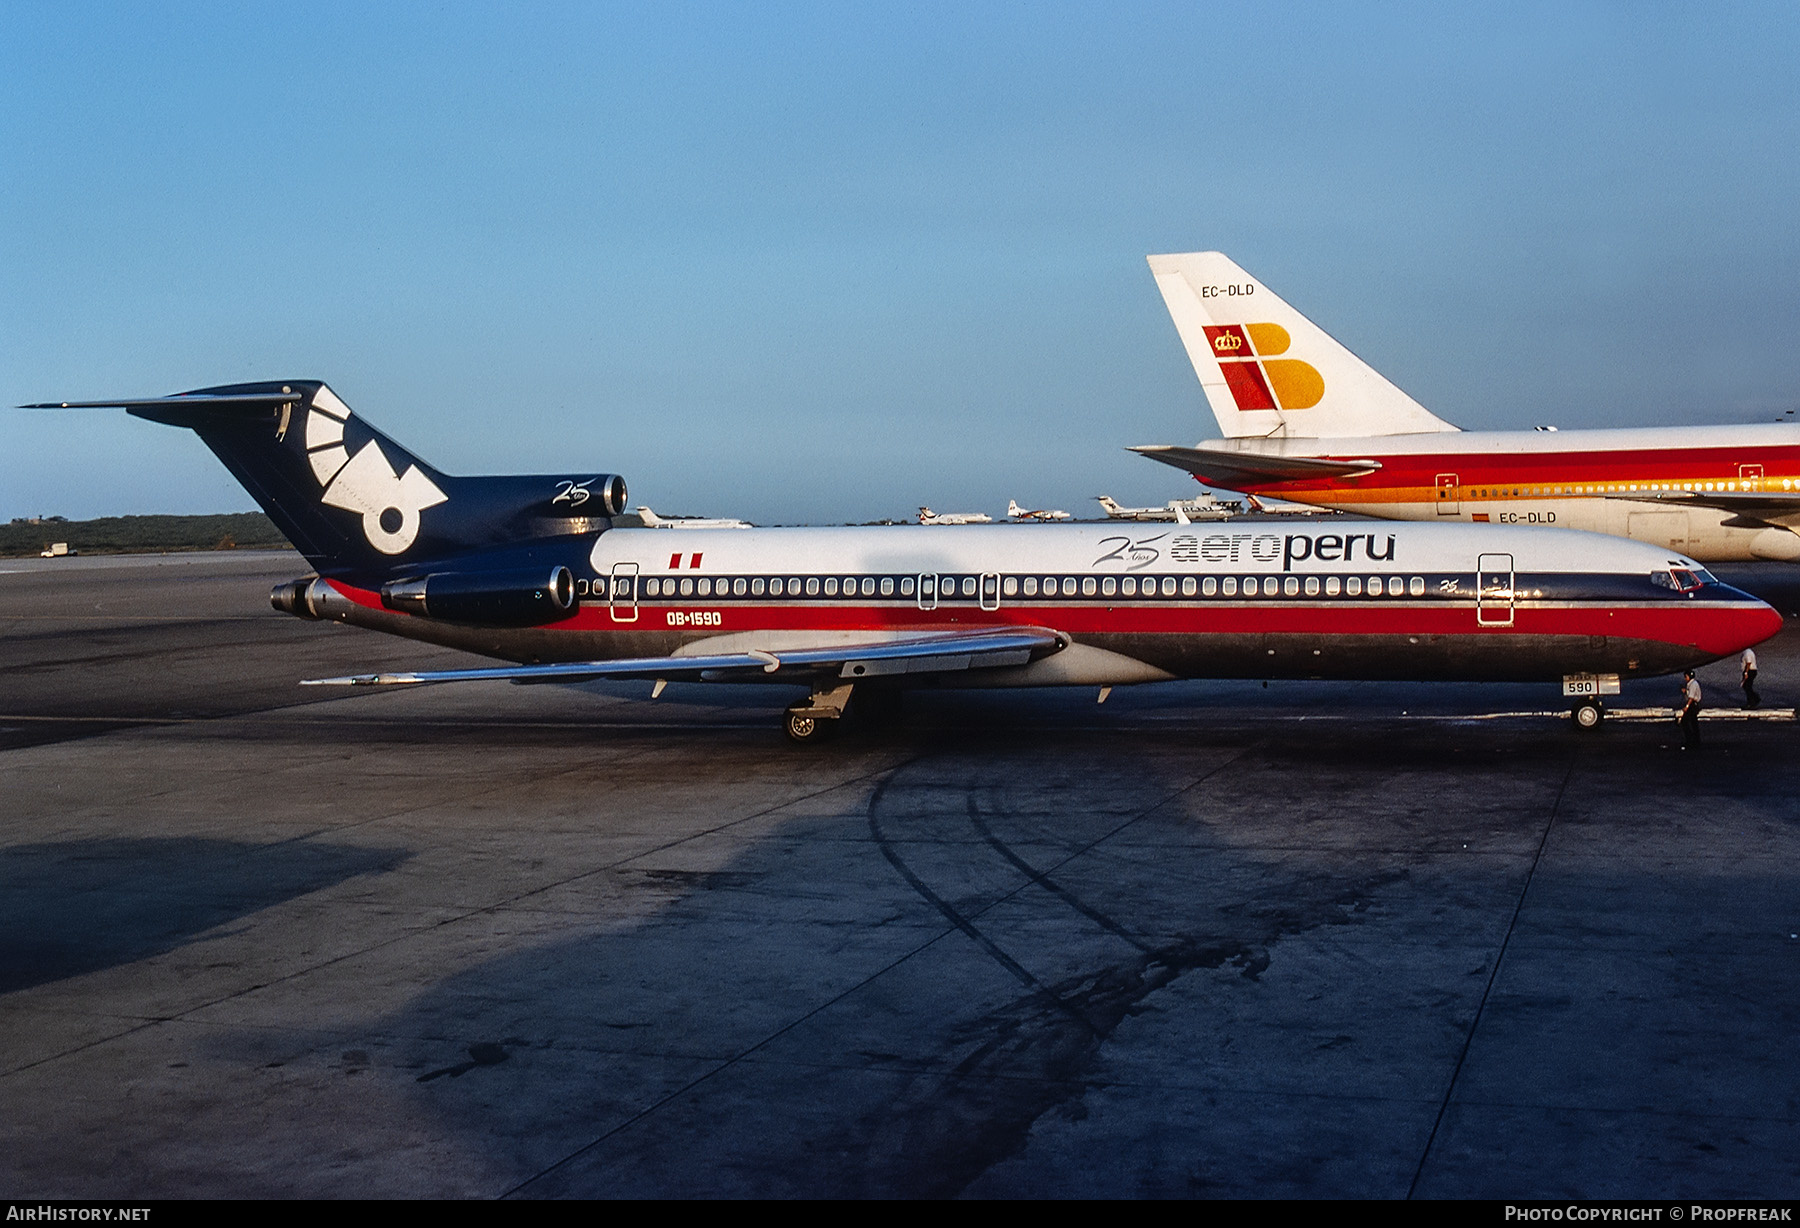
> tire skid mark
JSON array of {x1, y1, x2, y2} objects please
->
[
  {"x1": 856, "y1": 742, "x2": 1415, "y2": 1197},
  {"x1": 963, "y1": 792, "x2": 1152, "y2": 954},
  {"x1": 866, "y1": 774, "x2": 1099, "y2": 1036}
]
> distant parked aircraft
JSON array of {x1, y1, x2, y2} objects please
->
[
  {"x1": 1095, "y1": 494, "x2": 1234, "y2": 523},
  {"x1": 1008, "y1": 499, "x2": 1071, "y2": 522},
  {"x1": 918, "y1": 507, "x2": 992, "y2": 525},
  {"x1": 637, "y1": 506, "x2": 751, "y2": 529}
]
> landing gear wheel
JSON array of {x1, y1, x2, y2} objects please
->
[
  {"x1": 785, "y1": 710, "x2": 839, "y2": 744},
  {"x1": 1572, "y1": 699, "x2": 1604, "y2": 731}
]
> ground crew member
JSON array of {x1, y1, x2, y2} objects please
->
[
  {"x1": 1741, "y1": 647, "x2": 1760, "y2": 709},
  {"x1": 1678, "y1": 670, "x2": 1703, "y2": 749}
]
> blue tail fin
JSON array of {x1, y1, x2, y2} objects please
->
[{"x1": 29, "y1": 381, "x2": 627, "y2": 576}]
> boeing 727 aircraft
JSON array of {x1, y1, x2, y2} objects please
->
[
  {"x1": 1135, "y1": 252, "x2": 1800, "y2": 563},
  {"x1": 29, "y1": 381, "x2": 1779, "y2": 741}
]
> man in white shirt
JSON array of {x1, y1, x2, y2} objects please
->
[
  {"x1": 1679, "y1": 670, "x2": 1703, "y2": 749},
  {"x1": 1741, "y1": 647, "x2": 1760, "y2": 709}
]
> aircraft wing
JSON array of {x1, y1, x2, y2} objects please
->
[
  {"x1": 1129, "y1": 444, "x2": 1381, "y2": 487},
  {"x1": 304, "y1": 626, "x2": 1069, "y2": 687},
  {"x1": 1636, "y1": 490, "x2": 1800, "y2": 529}
]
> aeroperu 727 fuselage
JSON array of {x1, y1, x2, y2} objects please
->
[{"x1": 30, "y1": 381, "x2": 1781, "y2": 732}]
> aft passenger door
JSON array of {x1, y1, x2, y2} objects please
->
[{"x1": 1477, "y1": 553, "x2": 1514, "y2": 626}]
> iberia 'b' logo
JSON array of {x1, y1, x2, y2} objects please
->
[{"x1": 1202, "y1": 323, "x2": 1324, "y2": 412}]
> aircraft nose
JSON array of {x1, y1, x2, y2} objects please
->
[{"x1": 1713, "y1": 586, "x2": 1784, "y2": 653}]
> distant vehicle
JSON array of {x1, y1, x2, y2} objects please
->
[
  {"x1": 637, "y1": 506, "x2": 751, "y2": 529},
  {"x1": 1008, "y1": 499, "x2": 1072, "y2": 522},
  {"x1": 32, "y1": 379, "x2": 1782, "y2": 742},
  {"x1": 1095, "y1": 495, "x2": 1235, "y2": 524},
  {"x1": 39, "y1": 542, "x2": 75, "y2": 557},
  {"x1": 1135, "y1": 250, "x2": 1800, "y2": 562},
  {"x1": 918, "y1": 507, "x2": 992, "y2": 525}
]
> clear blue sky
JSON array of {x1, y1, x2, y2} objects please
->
[{"x1": 4, "y1": 2, "x2": 1797, "y2": 524}]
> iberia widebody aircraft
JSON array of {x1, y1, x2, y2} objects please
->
[
  {"x1": 31, "y1": 381, "x2": 1779, "y2": 739},
  {"x1": 1135, "y1": 252, "x2": 1800, "y2": 564}
]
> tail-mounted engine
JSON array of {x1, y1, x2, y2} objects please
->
[{"x1": 378, "y1": 566, "x2": 577, "y2": 627}]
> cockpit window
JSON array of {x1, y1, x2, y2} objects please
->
[{"x1": 1656, "y1": 568, "x2": 1704, "y2": 592}]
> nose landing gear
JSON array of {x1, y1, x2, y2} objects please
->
[{"x1": 1571, "y1": 698, "x2": 1605, "y2": 731}]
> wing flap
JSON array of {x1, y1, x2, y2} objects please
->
[{"x1": 303, "y1": 627, "x2": 1067, "y2": 688}]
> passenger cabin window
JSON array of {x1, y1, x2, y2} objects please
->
[{"x1": 1023, "y1": 577, "x2": 1039, "y2": 596}]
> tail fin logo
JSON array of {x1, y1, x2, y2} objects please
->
[
  {"x1": 301, "y1": 387, "x2": 446, "y2": 554},
  {"x1": 1202, "y1": 322, "x2": 1325, "y2": 412}
]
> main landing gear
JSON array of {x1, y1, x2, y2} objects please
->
[
  {"x1": 1571, "y1": 698, "x2": 1605, "y2": 731},
  {"x1": 784, "y1": 682, "x2": 856, "y2": 744},
  {"x1": 783, "y1": 682, "x2": 905, "y2": 743}
]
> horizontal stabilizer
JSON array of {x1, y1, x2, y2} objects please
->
[
  {"x1": 304, "y1": 626, "x2": 1069, "y2": 688},
  {"x1": 1130, "y1": 444, "x2": 1380, "y2": 488},
  {"x1": 22, "y1": 392, "x2": 298, "y2": 410},
  {"x1": 21, "y1": 390, "x2": 302, "y2": 429}
]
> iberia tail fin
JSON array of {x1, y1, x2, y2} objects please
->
[{"x1": 1146, "y1": 252, "x2": 1457, "y2": 439}]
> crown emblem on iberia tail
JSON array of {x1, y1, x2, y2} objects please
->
[
  {"x1": 301, "y1": 386, "x2": 446, "y2": 554},
  {"x1": 1202, "y1": 323, "x2": 1324, "y2": 412}
]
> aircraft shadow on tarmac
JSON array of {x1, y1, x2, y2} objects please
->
[
  {"x1": 0, "y1": 837, "x2": 407, "y2": 994},
  {"x1": 284, "y1": 716, "x2": 1800, "y2": 1199}
]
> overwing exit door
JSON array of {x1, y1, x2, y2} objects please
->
[{"x1": 609, "y1": 561, "x2": 639, "y2": 623}]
